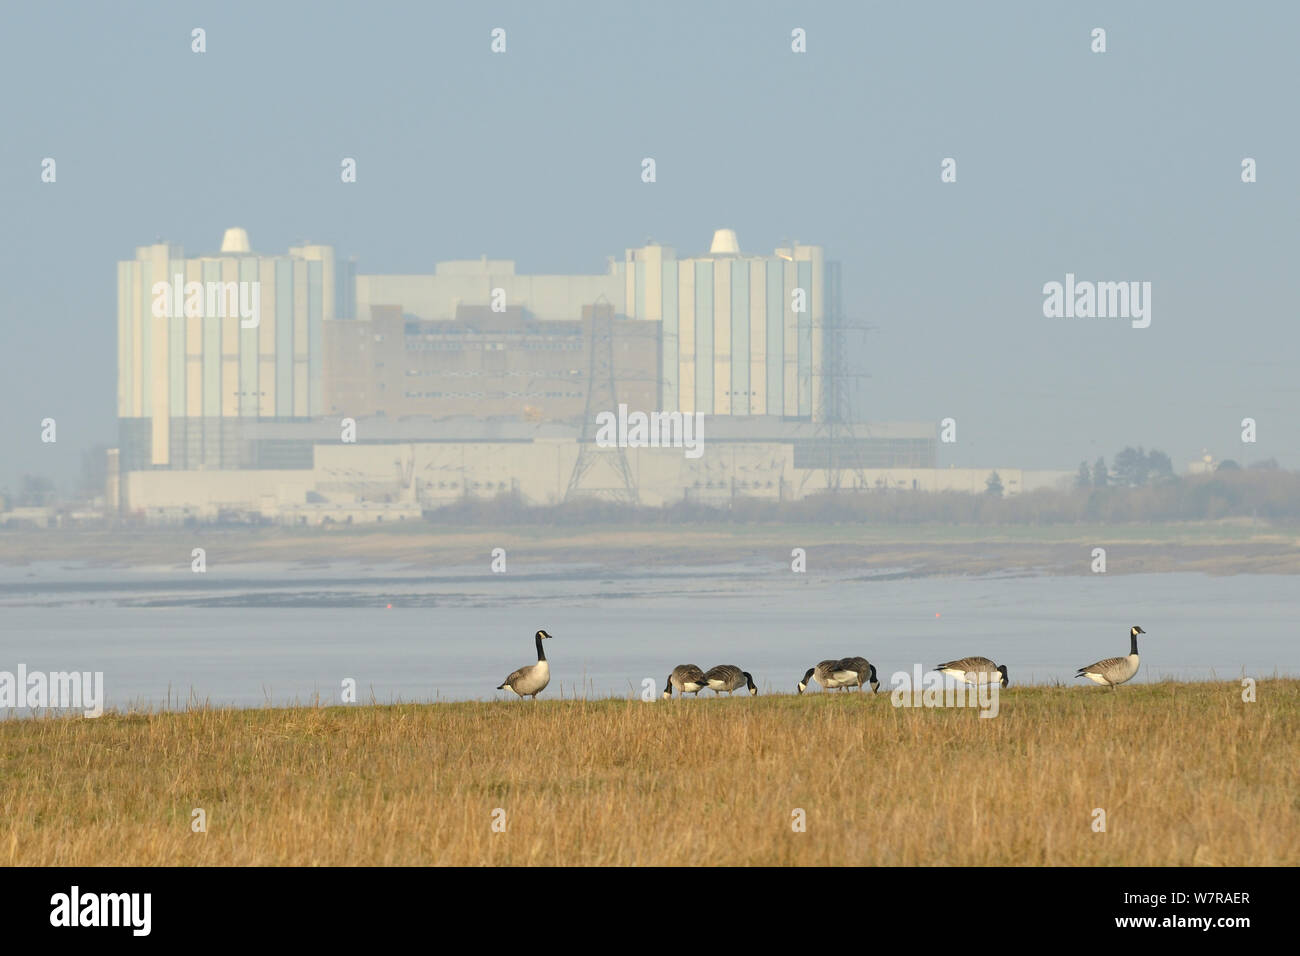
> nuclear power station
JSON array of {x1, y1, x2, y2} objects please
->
[{"x1": 110, "y1": 228, "x2": 1056, "y2": 523}]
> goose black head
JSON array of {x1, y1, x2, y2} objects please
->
[
  {"x1": 536, "y1": 629, "x2": 553, "y2": 640},
  {"x1": 997, "y1": 664, "x2": 1010, "y2": 688},
  {"x1": 661, "y1": 675, "x2": 673, "y2": 700},
  {"x1": 744, "y1": 671, "x2": 757, "y2": 696},
  {"x1": 797, "y1": 667, "x2": 815, "y2": 694},
  {"x1": 1131, "y1": 626, "x2": 1144, "y2": 636},
  {"x1": 868, "y1": 664, "x2": 880, "y2": 693}
]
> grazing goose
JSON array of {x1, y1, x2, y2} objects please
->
[
  {"x1": 935, "y1": 656, "x2": 1009, "y2": 688},
  {"x1": 797, "y1": 660, "x2": 848, "y2": 694},
  {"x1": 831, "y1": 656, "x2": 881, "y2": 693},
  {"x1": 1076, "y1": 626, "x2": 1145, "y2": 689},
  {"x1": 662, "y1": 664, "x2": 707, "y2": 699},
  {"x1": 702, "y1": 664, "x2": 758, "y2": 697},
  {"x1": 496, "y1": 629, "x2": 553, "y2": 699}
]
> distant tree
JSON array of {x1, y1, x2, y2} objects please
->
[
  {"x1": 1092, "y1": 457, "x2": 1109, "y2": 488},
  {"x1": 1075, "y1": 460, "x2": 1092, "y2": 489},
  {"x1": 1146, "y1": 449, "x2": 1175, "y2": 483},
  {"x1": 985, "y1": 471, "x2": 1004, "y2": 497},
  {"x1": 1248, "y1": 458, "x2": 1280, "y2": 470},
  {"x1": 1113, "y1": 446, "x2": 1150, "y2": 487},
  {"x1": 17, "y1": 474, "x2": 56, "y2": 507},
  {"x1": 79, "y1": 444, "x2": 110, "y2": 500},
  {"x1": 1217, "y1": 459, "x2": 1241, "y2": 471}
]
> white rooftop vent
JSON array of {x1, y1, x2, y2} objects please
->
[
  {"x1": 220, "y1": 227, "x2": 251, "y2": 254},
  {"x1": 709, "y1": 228, "x2": 740, "y2": 255}
]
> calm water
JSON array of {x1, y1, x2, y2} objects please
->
[{"x1": 0, "y1": 562, "x2": 1296, "y2": 712}]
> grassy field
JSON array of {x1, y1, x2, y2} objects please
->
[{"x1": 2, "y1": 681, "x2": 1297, "y2": 866}]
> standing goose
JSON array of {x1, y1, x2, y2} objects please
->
[
  {"x1": 702, "y1": 664, "x2": 758, "y2": 697},
  {"x1": 797, "y1": 660, "x2": 848, "y2": 694},
  {"x1": 935, "y1": 656, "x2": 1009, "y2": 688},
  {"x1": 1076, "y1": 626, "x2": 1146, "y2": 689},
  {"x1": 662, "y1": 664, "x2": 707, "y2": 699},
  {"x1": 496, "y1": 629, "x2": 553, "y2": 699},
  {"x1": 831, "y1": 656, "x2": 881, "y2": 693}
]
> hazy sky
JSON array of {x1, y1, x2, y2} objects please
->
[{"x1": 2, "y1": 1, "x2": 1297, "y2": 494}]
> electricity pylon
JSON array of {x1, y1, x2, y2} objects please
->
[
  {"x1": 565, "y1": 302, "x2": 640, "y2": 504},
  {"x1": 802, "y1": 263, "x2": 874, "y2": 493}
]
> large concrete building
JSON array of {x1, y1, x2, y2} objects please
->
[
  {"x1": 116, "y1": 228, "x2": 353, "y2": 472},
  {"x1": 622, "y1": 230, "x2": 829, "y2": 420},
  {"x1": 110, "y1": 227, "x2": 1060, "y2": 521},
  {"x1": 355, "y1": 229, "x2": 832, "y2": 421}
]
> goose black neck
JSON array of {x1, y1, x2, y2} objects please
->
[
  {"x1": 1130, "y1": 631, "x2": 1139, "y2": 656},
  {"x1": 536, "y1": 633, "x2": 547, "y2": 662}
]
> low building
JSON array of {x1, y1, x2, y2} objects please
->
[{"x1": 109, "y1": 418, "x2": 1059, "y2": 521}]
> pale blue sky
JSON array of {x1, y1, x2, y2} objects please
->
[{"x1": 1, "y1": 1, "x2": 1296, "y2": 493}]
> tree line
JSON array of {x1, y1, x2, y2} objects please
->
[{"x1": 424, "y1": 461, "x2": 1300, "y2": 527}]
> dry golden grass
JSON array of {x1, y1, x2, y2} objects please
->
[{"x1": 2, "y1": 681, "x2": 1297, "y2": 865}]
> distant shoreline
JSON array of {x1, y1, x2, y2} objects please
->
[{"x1": 2, "y1": 522, "x2": 1297, "y2": 576}]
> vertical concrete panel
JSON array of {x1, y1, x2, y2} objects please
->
[
  {"x1": 749, "y1": 260, "x2": 765, "y2": 414},
  {"x1": 797, "y1": 260, "x2": 812, "y2": 418},
  {"x1": 694, "y1": 261, "x2": 713, "y2": 416},
  {"x1": 147, "y1": 253, "x2": 170, "y2": 464},
  {"x1": 678, "y1": 260, "x2": 695, "y2": 413},
  {"x1": 169, "y1": 259, "x2": 186, "y2": 419},
  {"x1": 293, "y1": 259, "x2": 309, "y2": 416},
  {"x1": 258, "y1": 259, "x2": 276, "y2": 417},
  {"x1": 731, "y1": 261, "x2": 749, "y2": 413},
  {"x1": 783, "y1": 259, "x2": 798, "y2": 417},
  {"x1": 240, "y1": 258, "x2": 259, "y2": 418},
  {"x1": 275, "y1": 260, "x2": 293, "y2": 417},
  {"x1": 221, "y1": 257, "x2": 240, "y2": 419},
  {"x1": 660, "y1": 260, "x2": 678, "y2": 412},
  {"x1": 132, "y1": 260, "x2": 145, "y2": 418},
  {"x1": 309, "y1": 259, "x2": 323, "y2": 414},
  {"x1": 186, "y1": 260, "x2": 203, "y2": 418},
  {"x1": 766, "y1": 261, "x2": 783, "y2": 415},
  {"x1": 644, "y1": 247, "x2": 662, "y2": 320},
  {"x1": 713, "y1": 258, "x2": 730, "y2": 415},
  {"x1": 202, "y1": 261, "x2": 221, "y2": 419},
  {"x1": 810, "y1": 248, "x2": 825, "y2": 422}
]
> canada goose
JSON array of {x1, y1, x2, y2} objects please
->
[
  {"x1": 496, "y1": 629, "x2": 553, "y2": 699},
  {"x1": 702, "y1": 664, "x2": 757, "y2": 697},
  {"x1": 1076, "y1": 626, "x2": 1145, "y2": 689},
  {"x1": 935, "y1": 656, "x2": 1009, "y2": 688},
  {"x1": 831, "y1": 656, "x2": 881, "y2": 693},
  {"x1": 662, "y1": 664, "x2": 707, "y2": 699},
  {"x1": 797, "y1": 660, "x2": 848, "y2": 694}
]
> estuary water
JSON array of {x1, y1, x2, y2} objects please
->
[{"x1": 0, "y1": 561, "x2": 1296, "y2": 712}]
